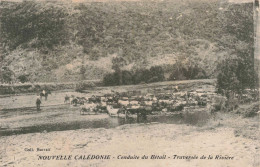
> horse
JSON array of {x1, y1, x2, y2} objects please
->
[{"x1": 40, "y1": 90, "x2": 51, "y2": 101}]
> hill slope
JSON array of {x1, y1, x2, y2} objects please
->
[{"x1": 0, "y1": 0, "x2": 254, "y2": 82}]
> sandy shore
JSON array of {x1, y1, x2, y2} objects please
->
[{"x1": 1, "y1": 113, "x2": 259, "y2": 167}]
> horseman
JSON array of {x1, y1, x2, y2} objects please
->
[
  {"x1": 40, "y1": 89, "x2": 51, "y2": 101},
  {"x1": 40, "y1": 90, "x2": 45, "y2": 100}
]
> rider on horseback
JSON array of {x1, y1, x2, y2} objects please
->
[{"x1": 42, "y1": 90, "x2": 46, "y2": 96}]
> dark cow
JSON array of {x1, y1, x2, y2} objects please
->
[
  {"x1": 88, "y1": 96, "x2": 101, "y2": 103},
  {"x1": 71, "y1": 97, "x2": 86, "y2": 106}
]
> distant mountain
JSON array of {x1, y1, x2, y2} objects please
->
[{"x1": 0, "y1": 0, "x2": 254, "y2": 82}]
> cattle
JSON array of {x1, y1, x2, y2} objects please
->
[
  {"x1": 159, "y1": 99, "x2": 173, "y2": 104},
  {"x1": 118, "y1": 100, "x2": 129, "y2": 106},
  {"x1": 66, "y1": 84, "x2": 230, "y2": 118},
  {"x1": 80, "y1": 102, "x2": 97, "y2": 115},
  {"x1": 88, "y1": 95, "x2": 101, "y2": 103},
  {"x1": 143, "y1": 101, "x2": 153, "y2": 106},
  {"x1": 162, "y1": 108, "x2": 167, "y2": 112},
  {"x1": 71, "y1": 97, "x2": 87, "y2": 106},
  {"x1": 107, "y1": 105, "x2": 120, "y2": 117},
  {"x1": 95, "y1": 104, "x2": 108, "y2": 113},
  {"x1": 129, "y1": 100, "x2": 139, "y2": 105}
]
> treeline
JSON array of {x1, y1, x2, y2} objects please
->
[
  {"x1": 216, "y1": 51, "x2": 259, "y2": 97},
  {"x1": 103, "y1": 64, "x2": 207, "y2": 86},
  {"x1": 103, "y1": 66, "x2": 165, "y2": 86},
  {"x1": 168, "y1": 63, "x2": 208, "y2": 81}
]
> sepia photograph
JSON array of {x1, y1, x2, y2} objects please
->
[{"x1": 0, "y1": 0, "x2": 259, "y2": 166}]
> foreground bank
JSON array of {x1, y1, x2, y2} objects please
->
[{"x1": 1, "y1": 113, "x2": 259, "y2": 167}]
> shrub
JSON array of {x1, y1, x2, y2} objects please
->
[
  {"x1": 17, "y1": 74, "x2": 29, "y2": 83},
  {"x1": 75, "y1": 81, "x2": 96, "y2": 92},
  {"x1": 103, "y1": 73, "x2": 118, "y2": 86},
  {"x1": 243, "y1": 103, "x2": 259, "y2": 118}
]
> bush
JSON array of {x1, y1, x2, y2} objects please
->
[
  {"x1": 1, "y1": 67, "x2": 14, "y2": 83},
  {"x1": 133, "y1": 69, "x2": 151, "y2": 84},
  {"x1": 168, "y1": 64, "x2": 207, "y2": 81},
  {"x1": 149, "y1": 66, "x2": 164, "y2": 82},
  {"x1": 17, "y1": 75, "x2": 29, "y2": 83},
  {"x1": 103, "y1": 73, "x2": 118, "y2": 86},
  {"x1": 122, "y1": 70, "x2": 134, "y2": 85},
  {"x1": 103, "y1": 66, "x2": 165, "y2": 86},
  {"x1": 243, "y1": 103, "x2": 259, "y2": 118},
  {"x1": 75, "y1": 81, "x2": 96, "y2": 92}
]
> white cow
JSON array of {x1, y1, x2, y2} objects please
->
[
  {"x1": 144, "y1": 101, "x2": 153, "y2": 106},
  {"x1": 129, "y1": 101, "x2": 139, "y2": 105},
  {"x1": 118, "y1": 100, "x2": 129, "y2": 106},
  {"x1": 107, "y1": 105, "x2": 120, "y2": 116},
  {"x1": 80, "y1": 102, "x2": 97, "y2": 114},
  {"x1": 159, "y1": 99, "x2": 173, "y2": 104}
]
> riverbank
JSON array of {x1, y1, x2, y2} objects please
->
[
  {"x1": 0, "y1": 113, "x2": 259, "y2": 167},
  {"x1": 0, "y1": 80, "x2": 101, "y2": 95},
  {"x1": 0, "y1": 79, "x2": 215, "y2": 95}
]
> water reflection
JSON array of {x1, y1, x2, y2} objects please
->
[{"x1": 0, "y1": 111, "x2": 211, "y2": 136}]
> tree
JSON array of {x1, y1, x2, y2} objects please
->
[
  {"x1": 133, "y1": 69, "x2": 151, "y2": 84},
  {"x1": 149, "y1": 66, "x2": 164, "y2": 82},
  {"x1": 168, "y1": 63, "x2": 187, "y2": 81},
  {"x1": 103, "y1": 73, "x2": 117, "y2": 86},
  {"x1": 18, "y1": 74, "x2": 29, "y2": 83},
  {"x1": 112, "y1": 56, "x2": 126, "y2": 85},
  {"x1": 216, "y1": 59, "x2": 239, "y2": 95},
  {"x1": 80, "y1": 65, "x2": 86, "y2": 80},
  {"x1": 122, "y1": 70, "x2": 133, "y2": 85},
  {"x1": 0, "y1": 67, "x2": 14, "y2": 83},
  {"x1": 216, "y1": 57, "x2": 258, "y2": 98}
]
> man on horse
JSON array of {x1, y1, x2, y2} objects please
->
[{"x1": 40, "y1": 89, "x2": 51, "y2": 101}]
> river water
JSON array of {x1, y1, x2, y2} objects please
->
[{"x1": 0, "y1": 91, "x2": 211, "y2": 136}]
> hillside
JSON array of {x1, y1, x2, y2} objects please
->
[{"x1": 0, "y1": 0, "x2": 254, "y2": 82}]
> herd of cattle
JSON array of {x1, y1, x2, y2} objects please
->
[{"x1": 63, "y1": 86, "x2": 258, "y2": 118}]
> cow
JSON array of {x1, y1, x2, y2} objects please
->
[
  {"x1": 118, "y1": 100, "x2": 129, "y2": 107},
  {"x1": 71, "y1": 97, "x2": 86, "y2": 106},
  {"x1": 88, "y1": 95, "x2": 101, "y2": 103},
  {"x1": 80, "y1": 102, "x2": 97, "y2": 115},
  {"x1": 107, "y1": 105, "x2": 120, "y2": 117}
]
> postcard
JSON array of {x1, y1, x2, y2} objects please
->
[{"x1": 0, "y1": 0, "x2": 259, "y2": 166}]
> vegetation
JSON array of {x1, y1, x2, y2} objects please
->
[
  {"x1": 75, "y1": 81, "x2": 96, "y2": 92},
  {"x1": 216, "y1": 5, "x2": 258, "y2": 99},
  {"x1": 0, "y1": 1, "x2": 254, "y2": 83},
  {"x1": 168, "y1": 62, "x2": 207, "y2": 81},
  {"x1": 103, "y1": 66, "x2": 165, "y2": 86},
  {"x1": 0, "y1": 67, "x2": 14, "y2": 83},
  {"x1": 17, "y1": 74, "x2": 29, "y2": 83}
]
